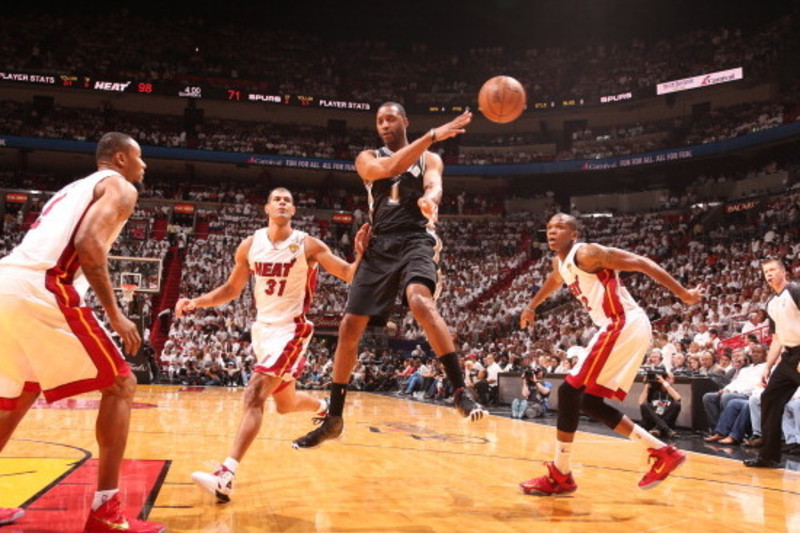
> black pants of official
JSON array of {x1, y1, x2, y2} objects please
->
[
  {"x1": 639, "y1": 402, "x2": 681, "y2": 434},
  {"x1": 760, "y1": 354, "x2": 800, "y2": 462}
]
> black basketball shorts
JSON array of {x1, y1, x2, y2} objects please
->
[{"x1": 344, "y1": 230, "x2": 442, "y2": 323}]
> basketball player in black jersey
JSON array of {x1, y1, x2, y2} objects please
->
[{"x1": 293, "y1": 103, "x2": 487, "y2": 449}]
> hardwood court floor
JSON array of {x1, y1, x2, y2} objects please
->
[{"x1": 1, "y1": 385, "x2": 798, "y2": 532}]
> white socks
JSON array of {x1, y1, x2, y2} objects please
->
[
  {"x1": 92, "y1": 489, "x2": 119, "y2": 511},
  {"x1": 554, "y1": 441, "x2": 573, "y2": 474},
  {"x1": 222, "y1": 457, "x2": 239, "y2": 474},
  {"x1": 630, "y1": 424, "x2": 665, "y2": 450}
]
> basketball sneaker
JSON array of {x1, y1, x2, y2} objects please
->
[
  {"x1": 519, "y1": 462, "x2": 578, "y2": 496},
  {"x1": 0, "y1": 507, "x2": 24, "y2": 525},
  {"x1": 292, "y1": 414, "x2": 344, "y2": 449},
  {"x1": 83, "y1": 493, "x2": 164, "y2": 533},
  {"x1": 638, "y1": 445, "x2": 687, "y2": 490},
  {"x1": 453, "y1": 387, "x2": 488, "y2": 422},
  {"x1": 191, "y1": 464, "x2": 235, "y2": 503}
]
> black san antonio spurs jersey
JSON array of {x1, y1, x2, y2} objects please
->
[{"x1": 365, "y1": 147, "x2": 429, "y2": 234}]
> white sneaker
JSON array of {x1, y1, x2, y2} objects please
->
[{"x1": 192, "y1": 465, "x2": 235, "y2": 503}]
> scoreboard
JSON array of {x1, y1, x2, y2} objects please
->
[{"x1": 0, "y1": 71, "x2": 373, "y2": 111}]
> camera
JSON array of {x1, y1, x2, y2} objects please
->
[{"x1": 642, "y1": 365, "x2": 668, "y2": 384}]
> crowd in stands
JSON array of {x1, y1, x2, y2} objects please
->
[
  {"x1": 0, "y1": 155, "x2": 798, "y2": 430},
  {"x1": 0, "y1": 10, "x2": 794, "y2": 106},
  {"x1": 1, "y1": 90, "x2": 798, "y2": 166},
  {"x1": 141, "y1": 180, "x2": 799, "y2": 406}
]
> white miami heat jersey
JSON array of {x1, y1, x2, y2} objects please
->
[
  {"x1": 0, "y1": 169, "x2": 128, "y2": 298},
  {"x1": 249, "y1": 228, "x2": 318, "y2": 325},
  {"x1": 557, "y1": 242, "x2": 641, "y2": 327}
]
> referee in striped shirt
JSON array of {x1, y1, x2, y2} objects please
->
[{"x1": 744, "y1": 258, "x2": 800, "y2": 468}]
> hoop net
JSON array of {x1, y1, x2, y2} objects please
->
[{"x1": 121, "y1": 283, "x2": 138, "y2": 303}]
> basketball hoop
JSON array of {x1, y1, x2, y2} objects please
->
[{"x1": 121, "y1": 283, "x2": 138, "y2": 303}]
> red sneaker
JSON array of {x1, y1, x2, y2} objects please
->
[
  {"x1": 519, "y1": 462, "x2": 578, "y2": 496},
  {"x1": 639, "y1": 445, "x2": 687, "y2": 490},
  {"x1": 0, "y1": 507, "x2": 24, "y2": 525},
  {"x1": 84, "y1": 493, "x2": 165, "y2": 533}
]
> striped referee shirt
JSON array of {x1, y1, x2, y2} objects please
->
[{"x1": 766, "y1": 281, "x2": 800, "y2": 349}]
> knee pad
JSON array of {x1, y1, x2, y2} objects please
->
[
  {"x1": 582, "y1": 393, "x2": 624, "y2": 429},
  {"x1": 556, "y1": 382, "x2": 583, "y2": 433}
]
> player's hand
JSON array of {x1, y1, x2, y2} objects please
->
[
  {"x1": 681, "y1": 285, "x2": 705, "y2": 305},
  {"x1": 520, "y1": 307, "x2": 536, "y2": 330},
  {"x1": 109, "y1": 313, "x2": 141, "y2": 356},
  {"x1": 175, "y1": 297, "x2": 196, "y2": 318},
  {"x1": 432, "y1": 109, "x2": 472, "y2": 142},
  {"x1": 417, "y1": 197, "x2": 438, "y2": 226},
  {"x1": 354, "y1": 223, "x2": 372, "y2": 255}
]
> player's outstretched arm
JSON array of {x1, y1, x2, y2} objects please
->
[
  {"x1": 520, "y1": 257, "x2": 564, "y2": 330},
  {"x1": 75, "y1": 175, "x2": 140, "y2": 355},
  {"x1": 418, "y1": 153, "x2": 444, "y2": 226},
  {"x1": 175, "y1": 237, "x2": 252, "y2": 317},
  {"x1": 356, "y1": 110, "x2": 472, "y2": 182},
  {"x1": 576, "y1": 243, "x2": 704, "y2": 305},
  {"x1": 305, "y1": 224, "x2": 370, "y2": 283}
]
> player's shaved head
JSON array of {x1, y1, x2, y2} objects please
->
[
  {"x1": 550, "y1": 212, "x2": 579, "y2": 231},
  {"x1": 378, "y1": 101, "x2": 406, "y2": 117},
  {"x1": 96, "y1": 132, "x2": 136, "y2": 163}
]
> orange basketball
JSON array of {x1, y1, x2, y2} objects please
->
[{"x1": 478, "y1": 75, "x2": 527, "y2": 123}]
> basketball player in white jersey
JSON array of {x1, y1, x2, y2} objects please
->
[
  {"x1": 176, "y1": 187, "x2": 368, "y2": 503},
  {"x1": 0, "y1": 133, "x2": 164, "y2": 532},
  {"x1": 517, "y1": 213, "x2": 704, "y2": 496}
]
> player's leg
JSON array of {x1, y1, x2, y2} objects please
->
[
  {"x1": 192, "y1": 372, "x2": 282, "y2": 503},
  {"x1": 296, "y1": 235, "x2": 400, "y2": 447},
  {"x1": 88, "y1": 373, "x2": 164, "y2": 532},
  {"x1": 292, "y1": 313, "x2": 369, "y2": 449},
  {"x1": 584, "y1": 396, "x2": 686, "y2": 490},
  {"x1": 405, "y1": 282, "x2": 453, "y2": 356},
  {"x1": 95, "y1": 374, "x2": 137, "y2": 492},
  {"x1": 0, "y1": 293, "x2": 41, "y2": 452},
  {"x1": 405, "y1": 281, "x2": 487, "y2": 421},
  {"x1": 228, "y1": 372, "x2": 282, "y2": 461},
  {"x1": 0, "y1": 388, "x2": 39, "y2": 451},
  {"x1": 271, "y1": 379, "x2": 327, "y2": 416},
  {"x1": 0, "y1": 389, "x2": 38, "y2": 527},
  {"x1": 520, "y1": 381, "x2": 581, "y2": 496}
]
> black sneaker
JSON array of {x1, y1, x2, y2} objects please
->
[
  {"x1": 292, "y1": 415, "x2": 344, "y2": 449},
  {"x1": 453, "y1": 387, "x2": 488, "y2": 422}
]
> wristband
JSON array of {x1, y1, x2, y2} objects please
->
[
  {"x1": 429, "y1": 128, "x2": 436, "y2": 143},
  {"x1": 525, "y1": 306, "x2": 535, "y2": 313}
]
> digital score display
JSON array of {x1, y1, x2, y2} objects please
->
[{"x1": 0, "y1": 71, "x2": 372, "y2": 111}]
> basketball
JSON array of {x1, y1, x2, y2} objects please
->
[{"x1": 478, "y1": 75, "x2": 527, "y2": 123}]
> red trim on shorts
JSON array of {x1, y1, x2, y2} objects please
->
[
  {"x1": 38, "y1": 202, "x2": 129, "y2": 403},
  {"x1": 0, "y1": 382, "x2": 43, "y2": 411},
  {"x1": 566, "y1": 269, "x2": 627, "y2": 399},
  {"x1": 0, "y1": 398, "x2": 17, "y2": 410},
  {"x1": 253, "y1": 318, "x2": 314, "y2": 380},
  {"x1": 24, "y1": 381, "x2": 42, "y2": 393}
]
